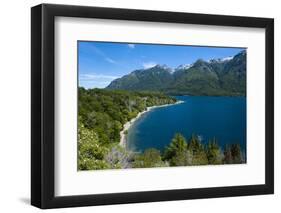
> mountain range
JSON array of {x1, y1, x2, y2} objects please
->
[{"x1": 106, "y1": 50, "x2": 246, "y2": 96}]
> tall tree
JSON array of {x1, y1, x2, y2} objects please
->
[
  {"x1": 163, "y1": 133, "x2": 187, "y2": 161},
  {"x1": 188, "y1": 134, "x2": 208, "y2": 165},
  {"x1": 206, "y1": 138, "x2": 223, "y2": 164},
  {"x1": 163, "y1": 133, "x2": 192, "y2": 166},
  {"x1": 231, "y1": 144, "x2": 243, "y2": 164}
]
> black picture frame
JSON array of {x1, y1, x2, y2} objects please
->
[{"x1": 31, "y1": 3, "x2": 274, "y2": 209}]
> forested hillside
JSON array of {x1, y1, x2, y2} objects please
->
[{"x1": 107, "y1": 50, "x2": 246, "y2": 96}]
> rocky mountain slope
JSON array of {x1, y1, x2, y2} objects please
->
[{"x1": 107, "y1": 50, "x2": 246, "y2": 96}]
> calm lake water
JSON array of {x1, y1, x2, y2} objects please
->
[{"x1": 127, "y1": 96, "x2": 246, "y2": 152}]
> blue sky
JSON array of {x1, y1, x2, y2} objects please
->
[{"x1": 78, "y1": 41, "x2": 245, "y2": 88}]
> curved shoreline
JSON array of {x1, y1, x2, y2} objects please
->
[{"x1": 119, "y1": 100, "x2": 184, "y2": 148}]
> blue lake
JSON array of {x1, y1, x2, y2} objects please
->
[{"x1": 127, "y1": 96, "x2": 246, "y2": 152}]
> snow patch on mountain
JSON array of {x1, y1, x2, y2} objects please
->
[
  {"x1": 221, "y1": 56, "x2": 234, "y2": 61},
  {"x1": 175, "y1": 64, "x2": 192, "y2": 71},
  {"x1": 208, "y1": 56, "x2": 233, "y2": 63},
  {"x1": 154, "y1": 64, "x2": 175, "y2": 73}
]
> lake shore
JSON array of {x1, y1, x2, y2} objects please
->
[{"x1": 119, "y1": 100, "x2": 184, "y2": 148}]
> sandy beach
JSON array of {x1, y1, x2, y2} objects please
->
[{"x1": 119, "y1": 100, "x2": 184, "y2": 148}]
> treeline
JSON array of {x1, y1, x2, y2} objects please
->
[
  {"x1": 79, "y1": 124, "x2": 245, "y2": 170},
  {"x1": 78, "y1": 88, "x2": 176, "y2": 170},
  {"x1": 133, "y1": 133, "x2": 245, "y2": 168}
]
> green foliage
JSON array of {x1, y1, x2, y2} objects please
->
[
  {"x1": 163, "y1": 133, "x2": 187, "y2": 160},
  {"x1": 78, "y1": 119, "x2": 110, "y2": 170},
  {"x1": 163, "y1": 133, "x2": 191, "y2": 166},
  {"x1": 223, "y1": 144, "x2": 243, "y2": 164},
  {"x1": 133, "y1": 148, "x2": 166, "y2": 168},
  {"x1": 107, "y1": 65, "x2": 174, "y2": 91},
  {"x1": 188, "y1": 134, "x2": 203, "y2": 153},
  {"x1": 186, "y1": 134, "x2": 208, "y2": 165},
  {"x1": 231, "y1": 144, "x2": 243, "y2": 163},
  {"x1": 190, "y1": 151, "x2": 208, "y2": 165},
  {"x1": 163, "y1": 133, "x2": 206, "y2": 166},
  {"x1": 78, "y1": 88, "x2": 176, "y2": 170},
  {"x1": 162, "y1": 134, "x2": 241, "y2": 166},
  {"x1": 206, "y1": 138, "x2": 223, "y2": 164}
]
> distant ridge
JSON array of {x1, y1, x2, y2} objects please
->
[{"x1": 107, "y1": 50, "x2": 246, "y2": 96}]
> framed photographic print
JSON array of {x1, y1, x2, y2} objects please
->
[{"x1": 31, "y1": 3, "x2": 274, "y2": 209}]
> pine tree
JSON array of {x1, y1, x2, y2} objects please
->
[
  {"x1": 163, "y1": 133, "x2": 187, "y2": 161},
  {"x1": 206, "y1": 138, "x2": 223, "y2": 164}
]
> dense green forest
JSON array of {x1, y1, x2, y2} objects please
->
[{"x1": 78, "y1": 88, "x2": 244, "y2": 170}]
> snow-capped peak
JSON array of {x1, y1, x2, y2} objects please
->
[
  {"x1": 154, "y1": 64, "x2": 174, "y2": 73},
  {"x1": 209, "y1": 56, "x2": 233, "y2": 63},
  {"x1": 155, "y1": 64, "x2": 169, "y2": 69},
  {"x1": 221, "y1": 56, "x2": 233, "y2": 61},
  {"x1": 175, "y1": 64, "x2": 192, "y2": 70}
]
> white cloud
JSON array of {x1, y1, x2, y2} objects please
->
[
  {"x1": 79, "y1": 73, "x2": 119, "y2": 81},
  {"x1": 79, "y1": 73, "x2": 120, "y2": 88},
  {"x1": 142, "y1": 62, "x2": 157, "y2": 69},
  {"x1": 105, "y1": 57, "x2": 116, "y2": 64},
  {"x1": 80, "y1": 81, "x2": 111, "y2": 89},
  {"x1": 128, "y1": 44, "x2": 135, "y2": 49}
]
